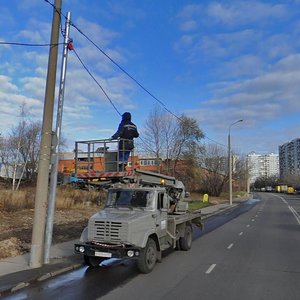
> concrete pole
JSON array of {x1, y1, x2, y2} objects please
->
[
  {"x1": 228, "y1": 133, "x2": 232, "y2": 206},
  {"x1": 44, "y1": 11, "x2": 71, "y2": 264},
  {"x1": 228, "y1": 119, "x2": 243, "y2": 206},
  {"x1": 246, "y1": 158, "x2": 250, "y2": 195},
  {"x1": 29, "y1": 0, "x2": 62, "y2": 268}
]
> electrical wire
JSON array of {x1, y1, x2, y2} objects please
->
[
  {"x1": 43, "y1": 0, "x2": 64, "y2": 35},
  {"x1": 69, "y1": 23, "x2": 226, "y2": 147},
  {"x1": 204, "y1": 136, "x2": 226, "y2": 147},
  {"x1": 71, "y1": 23, "x2": 183, "y2": 122},
  {"x1": 43, "y1": 0, "x2": 227, "y2": 148},
  {"x1": 70, "y1": 47, "x2": 159, "y2": 153},
  {"x1": 71, "y1": 47, "x2": 122, "y2": 117},
  {"x1": 0, "y1": 41, "x2": 63, "y2": 47}
]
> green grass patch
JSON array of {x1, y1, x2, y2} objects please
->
[{"x1": 188, "y1": 201, "x2": 212, "y2": 211}]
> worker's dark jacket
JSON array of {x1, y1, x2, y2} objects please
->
[{"x1": 112, "y1": 113, "x2": 139, "y2": 150}]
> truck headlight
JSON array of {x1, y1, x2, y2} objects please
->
[
  {"x1": 79, "y1": 246, "x2": 85, "y2": 253},
  {"x1": 127, "y1": 250, "x2": 134, "y2": 257}
]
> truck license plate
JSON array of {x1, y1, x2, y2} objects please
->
[{"x1": 95, "y1": 251, "x2": 112, "y2": 258}]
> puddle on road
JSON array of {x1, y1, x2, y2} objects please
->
[{"x1": 246, "y1": 198, "x2": 261, "y2": 205}]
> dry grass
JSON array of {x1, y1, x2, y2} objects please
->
[{"x1": 0, "y1": 185, "x2": 101, "y2": 212}]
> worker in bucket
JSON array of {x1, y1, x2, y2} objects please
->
[{"x1": 112, "y1": 112, "x2": 139, "y2": 170}]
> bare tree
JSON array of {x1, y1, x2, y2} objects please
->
[
  {"x1": 170, "y1": 116, "x2": 204, "y2": 174},
  {"x1": 138, "y1": 106, "x2": 168, "y2": 171},
  {"x1": 280, "y1": 174, "x2": 299, "y2": 187},
  {"x1": 253, "y1": 175, "x2": 279, "y2": 189},
  {"x1": 9, "y1": 120, "x2": 42, "y2": 183},
  {"x1": 233, "y1": 154, "x2": 249, "y2": 192},
  {"x1": 6, "y1": 104, "x2": 42, "y2": 187},
  {"x1": 0, "y1": 134, "x2": 10, "y2": 179},
  {"x1": 140, "y1": 107, "x2": 204, "y2": 180},
  {"x1": 199, "y1": 143, "x2": 228, "y2": 196}
]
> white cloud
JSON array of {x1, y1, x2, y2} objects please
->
[
  {"x1": 20, "y1": 77, "x2": 46, "y2": 99},
  {"x1": 177, "y1": 1, "x2": 290, "y2": 31},
  {"x1": 180, "y1": 20, "x2": 198, "y2": 32},
  {"x1": 217, "y1": 55, "x2": 264, "y2": 78},
  {"x1": 206, "y1": 2, "x2": 288, "y2": 26},
  {"x1": 0, "y1": 75, "x2": 18, "y2": 93},
  {"x1": 74, "y1": 17, "x2": 119, "y2": 48}
]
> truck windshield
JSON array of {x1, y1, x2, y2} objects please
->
[{"x1": 106, "y1": 190, "x2": 154, "y2": 209}]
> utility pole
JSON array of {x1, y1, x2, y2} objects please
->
[
  {"x1": 30, "y1": 0, "x2": 62, "y2": 268},
  {"x1": 44, "y1": 11, "x2": 71, "y2": 264},
  {"x1": 228, "y1": 119, "x2": 243, "y2": 206},
  {"x1": 228, "y1": 132, "x2": 232, "y2": 205},
  {"x1": 246, "y1": 157, "x2": 250, "y2": 195}
]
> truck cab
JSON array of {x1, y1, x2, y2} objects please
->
[{"x1": 75, "y1": 168, "x2": 201, "y2": 273}]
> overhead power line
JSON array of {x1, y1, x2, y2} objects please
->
[
  {"x1": 43, "y1": 0, "x2": 227, "y2": 148},
  {"x1": 0, "y1": 41, "x2": 63, "y2": 47},
  {"x1": 71, "y1": 46, "x2": 122, "y2": 117}
]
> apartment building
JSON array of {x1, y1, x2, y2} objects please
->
[
  {"x1": 247, "y1": 152, "x2": 279, "y2": 183},
  {"x1": 279, "y1": 138, "x2": 300, "y2": 177}
]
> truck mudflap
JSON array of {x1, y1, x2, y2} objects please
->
[{"x1": 74, "y1": 241, "x2": 141, "y2": 260}]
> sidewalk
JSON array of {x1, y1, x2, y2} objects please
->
[{"x1": 0, "y1": 195, "x2": 251, "y2": 297}]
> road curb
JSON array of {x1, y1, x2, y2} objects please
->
[
  {"x1": 202, "y1": 204, "x2": 238, "y2": 220},
  {"x1": 0, "y1": 262, "x2": 83, "y2": 297}
]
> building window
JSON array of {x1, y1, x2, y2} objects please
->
[{"x1": 140, "y1": 159, "x2": 157, "y2": 166}]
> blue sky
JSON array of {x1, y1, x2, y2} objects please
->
[{"x1": 1, "y1": 0, "x2": 300, "y2": 155}]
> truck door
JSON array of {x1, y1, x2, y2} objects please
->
[{"x1": 156, "y1": 192, "x2": 168, "y2": 240}]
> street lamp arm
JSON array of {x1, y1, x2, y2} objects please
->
[{"x1": 229, "y1": 119, "x2": 243, "y2": 134}]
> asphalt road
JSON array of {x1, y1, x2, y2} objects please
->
[{"x1": 3, "y1": 193, "x2": 300, "y2": 300}]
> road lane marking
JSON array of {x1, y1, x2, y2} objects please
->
[
  {"x1": 289, "y1": 206, "x2": 300, "y2": 225},
  {"x1": 227, "y1": 243, "x2": 234, "y2": 249},
  {"x1": 246, "y1": 224, "x2": 250, "y2": 227},
  {"x1": 251, "y1": 219, "x2": 255, "y2": 222},
  {"x1": 205, "y1": 264, "x2": 216, "y2": 274},
  {"x1": 273, "y1": 194, "x2": 300, "y2": 226},
  {"x1": 239, "y1": 232, "x2": 243, "y2": 236}
]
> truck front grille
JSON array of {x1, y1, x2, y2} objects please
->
[{"x1": 89, "y1": 220, "x2": 128, "y2": 242}]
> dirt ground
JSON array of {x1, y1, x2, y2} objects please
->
[
  {"x1": 0, "y1": 193, "x2": 229, "y2": 260},
  {"x1": 0, "y1": 207, "x2": 99, "y2": 259}
]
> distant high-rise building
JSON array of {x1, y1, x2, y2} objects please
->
[
  {"x1": 247, "y1": 152, "x2": 279, "y2": 183},
  {"x1": 279, "y1": 138, "x2": 300, "y2": 178}
]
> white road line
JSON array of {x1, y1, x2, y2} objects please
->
[
  {"x1": 246, "y1": 224, "x2": 250, "y2": 227},
  {"x1": 239, "y1": 232, "x2": 243, "y2": 236},
  {"x1": 273, "y1": 194, "x2": 300, "y2": 226},
  {"x1": 205, "y1": 264, "x2": 216, "y2": 274},
  {"x1": 227, "y1": 243, "x2": 234, "y2": 249},
  {"x1": 289, "y1": 206, "x2": 300, "y2": 225},
  {"x1": 251, "y1": 219, "x2": 255, "y2": 222}
]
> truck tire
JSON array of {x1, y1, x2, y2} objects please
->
[
  {"x1": 84, "y1": 255, "x2": 104, "y2": 267},
  {"x1": 179, "y1": 225, "x2": 192, "y2": 251},
  {"x1": 137, "y1": 238, "x2": 157, "y2": 273}
]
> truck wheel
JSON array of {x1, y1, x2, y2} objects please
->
[
  {"x1": 137, "y1": 238, "x2": 157, "y2": 273},
  {"x1": 179, "y1": 225, "x2": 192, "y2": 251},
  {"x1": 84, "y1": 255, "x2": 104, "y2": 267}
]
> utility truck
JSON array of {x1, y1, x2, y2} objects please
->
[{"x1": 74, "y1": 139, "x2": 202, "y2": 273}]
